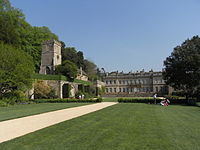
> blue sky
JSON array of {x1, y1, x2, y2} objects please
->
[{"x1": 10, "y1": 0, "x2": 200, "y2": 72}]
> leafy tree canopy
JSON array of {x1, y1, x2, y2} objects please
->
[
  {"x1": 0, "y1": 42, "x2": 35, "y2": 99},
  {"x1": 163, "y1": 36, "x2": 200, "y2": 97},
  {"x1": 55, "y1": 60, "x2": 78, "y2": 82},
  {"x1": 0, "y1": 0, "x2": 58, "y2": 72},
  {"x1": 83, "y1": 59, "x2": 97, "y2": 80},
  {"x1": 61, "y1": 47, "x2": 84, "y2": 69},
  {"x1": 61, "y1": 44, "x2": 97, "y2": 80}
]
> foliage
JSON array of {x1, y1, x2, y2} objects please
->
[
  {"x1": 118, "y1": 97, "x2": 159, "y2": 103},
  {"x1": 75, "y1": 89, "x2": 95, "y2": 99},
  {"x1": 55, "y1": 60, "x2": 78, "y2": 81},
  {"x1": 171, "y1": 90, "x2": 186, "y2": 97},
  {"x1": 61, "y1": 45, "x2": 98, "y2": 80},
  {"x1": 34, "y1": 80, "x2": 57, "y2": 99},
  {"x1": 61, "y1": 46, "x2": 85, "y2": 70},
  {"x1": 61, "y1": 47, "x2": 82, "y2": 68},
  {"x1": 163, "y1": 36, "x2": 200, "y2": 98},
  {"x1": 83, "y1": 59, "x2": 97, "y2": 79},
  {"x1": 34, "y1": 80, "x2": 51, "y2": 99},
  {"x1": 0, "y1": 43, "x2": 34, "y2": 100},
  {"x1": 97, "y1": 86, "x2": 105, "y2": 96},
  {"x1": 48, "y1": 89, "x2": 58, "y2": 99},
  {"x1": 0, "y1": 0, "x2": 58, "y2": 72},
  {"x1": 0, "y1": 0, "x2": 25, "y2": 45},
  {"x1": 164, "y1": 95, "x2": 198, "y2": 105},
  {"x1": 0, "y1": 99, "x2": 9, "y2": 107}
]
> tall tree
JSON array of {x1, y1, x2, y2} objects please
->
[
  {"x1": 0, "y1": 0, "x2": 58, "y2": 72},
  {"x1": 163, "y1": 36, "x2": 200, "y2": 98},
  {"x1": 83, "y1": 59, "x2": 97, "y2": 81},
  {"x1": 55, "y1": 60, "x2": 78, "y2": 81},
  {"x1": 0, "y1": 42, "x2": 34, "y2": 99},
  {"x1": 77, "y1": 51, "x2": 84, "y2": 68},
  {"x1": 0, "y1": 0, "x2": 25, "y2": 45},
  {"x1": 62, "y1": 47, "x2": 78, "y2": 65}
]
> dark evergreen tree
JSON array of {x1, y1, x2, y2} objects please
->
[{"x1": 163, "y1": 36, "x2": 200, "y2": 98}]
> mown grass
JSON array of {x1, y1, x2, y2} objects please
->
[
  {"x1": 1, "y1": 103, "x2": 200, "y2": 150},
  {"x1": 0, "y1": 103, "x2": 89, "y2": 122},
  {"x1": 102, "y1": 97, "x2": 118, "y2": 102}
]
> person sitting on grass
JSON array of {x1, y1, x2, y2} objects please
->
[{"x1": 160, "y1": 99, "x2": 170, "y2": 106}]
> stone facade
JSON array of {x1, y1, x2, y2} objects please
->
[
  {"x1": 36, "y1": 80, "x2": 78, "y2": 99},
  {"x1": 76, "y1": 67, "x2": 89, "y2": 81},
  {"x1": 39, "y1": 40, "x2": 62, "y2": 74},
  {"x1": 103, "y1": 71, "x2": 169, "y2": 97}
]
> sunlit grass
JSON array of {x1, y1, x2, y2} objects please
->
[
  {"x1": 1, "y1": 103, "x2": 200, "y2": 150},
  {"x1": 0, "y1": 103, "x2": 89, "y2": 121}
]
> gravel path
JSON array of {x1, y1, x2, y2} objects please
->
[{"x1": 0, "y1": 102, "x2": 117, "y2": 143}]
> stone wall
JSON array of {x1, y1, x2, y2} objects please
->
[{"x1": 27, "y1": 80, "x2": 79, "y2": 99}]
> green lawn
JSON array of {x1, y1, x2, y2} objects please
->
[
  {"x1": 0, "y1": 103, "x2": 89, "y2": 122},
  {"x1": 102, "y1": 97, "x2": 118, "y2": 102},
  {"x1": 1, "y1": 103, "x2": 200, "y2": 150}
]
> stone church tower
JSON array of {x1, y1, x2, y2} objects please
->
[{"x1": 39, "y1": 40, "x2": 62, "y2": 74}]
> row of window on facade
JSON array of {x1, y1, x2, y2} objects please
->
[
  {"x1": 105, "y1": 79, "x2": 164, "y2": 85},
  {"x1": 106, "y1": 87, "x2": 152, "y2": 93},
  {"x1": 106, "y1": 86, "x2": 167, "y2": 93}
]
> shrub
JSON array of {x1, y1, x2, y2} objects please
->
[
  {"x1": 0, "y1": 97, "x2": 16, "y2": 105},
  {"x1": 0, "y1": 100, "x2": 9, "y2": 107},
  {"x1": 96, "y1": 97, "x2": 102, "y2": 102},
  {"x1": 47, "y1": 89, "x2": 58, "y2": 99},
  {"x1": 118, "y1": 97, "x2": 159, "y2": 103},
  {"x1": 164, "y1": 95, "x2": 199, "y2": 105},
  {"x1": 34, "y1": 80, "x2": 52, "y2": 99},
  {"x1": 171, "y1": 91, "x2": 186, "y2": 97}
]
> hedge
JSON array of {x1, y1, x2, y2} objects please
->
[
  {"x1": 118, "y1": 98, "x2": 160, "y2": 103},
  {"x1": 31, "y1": 74, "x2": 67, "y2": 81},
  {"x1": 33, "y1": 97, "x2": 102, "y2": 103}
]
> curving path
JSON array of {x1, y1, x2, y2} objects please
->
[{"x1": 0, "y1": 102, "x2": 117, "y2": 143}]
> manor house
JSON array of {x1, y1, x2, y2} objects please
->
[{"x1": 103, "y1": 70, "x2": 170, "y2": 97}]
